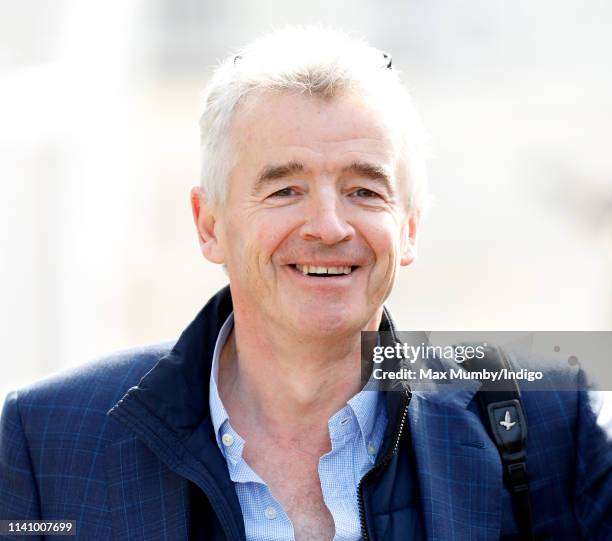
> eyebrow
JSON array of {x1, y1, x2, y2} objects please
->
[
  {"x1": 252, "y1": 159, "x2": 394, "y2": 194},
  {"x1": 341, "y1": 161, "x2": 394, "y2": 195},
  {"x1": 254, "y1": 161, "x2": 307, "y2": 192}
]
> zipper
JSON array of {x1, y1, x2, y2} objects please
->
[{"x1": 357, "y1": 387, "x2": 411, "y2": 541}]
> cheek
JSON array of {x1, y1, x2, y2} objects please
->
[
  {"x1": 222, "y1": 219, "x2": 244, "y2": 259},
  {"x1": 221, "y1": 214, "x2": 257, "y2": 273},
  {"x1": 234, "y1": 211, "x2": 297, "y2": 267},
  {"x1": 360, "y1": 215, "x2": 402, "y2": 263}
]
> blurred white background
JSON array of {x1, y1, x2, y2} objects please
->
[{"x1": 1, "y1": 0, "x2": 611, "y2": 406}]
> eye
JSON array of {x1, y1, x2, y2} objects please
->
[
  {"x1": 351, "y1": 188, "x2": 382, "y2": 199},
  {"x1": 269, "y1": 187, "x2": 299, "y2": 198}
]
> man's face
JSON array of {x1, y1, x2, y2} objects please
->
[{"x1": 194, "y1": 90, "x2": 419, "y2": 338}]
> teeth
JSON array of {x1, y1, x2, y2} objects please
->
[{"x1": 295, "y1": 264, "x2": 352, "y2": 275}]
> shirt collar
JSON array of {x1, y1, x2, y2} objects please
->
[
  {"x1": 208, "y1": 312, "x2": 236, "y2": 453},
  {"x1": 347, "y1": 385, "x2": 380, "y2": 449}
]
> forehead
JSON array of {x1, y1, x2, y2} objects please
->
[{"x1": 228, "y1": 90, "x2": 401, "y2": 175}]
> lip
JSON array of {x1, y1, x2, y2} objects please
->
[
  {"x1": 290, "y1": 261, "x2": 360, "y2": 268},
  {"x1": 283, "y1": 263, "x2": 361, "y2": 288}
]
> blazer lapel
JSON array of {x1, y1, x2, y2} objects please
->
[
  {"x1": 105, "y1": 436, "x2": 190, "y2": 541},
  {"x1": 409, "y1": 380, "x2": 503, "y2": 541}
]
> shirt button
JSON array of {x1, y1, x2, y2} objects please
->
[
  {"x1": 264, "y1": 506, "x2": 277, "y2": 520},
  {"x1": 222, "y1": 433, "x2": 234, "y2": 447},
  {"x1": 367, "y1": 442, "x2": 377, "y2": 456}
]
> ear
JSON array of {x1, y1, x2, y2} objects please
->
[
  {"x1": 190, "y1": 186, "x2": 226, "y2": 264},
  {"x1": 400, "y1": 209, "x2": 421, "y2": 267}
]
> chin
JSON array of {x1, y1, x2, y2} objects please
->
[{"x1": 289, "y1": 303, "x2": 368, "y2": 338}]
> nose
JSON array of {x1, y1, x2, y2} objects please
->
[{"x1": 299, "y1": 189, "x2": 355, "y2": 245}]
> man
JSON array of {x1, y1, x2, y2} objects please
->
[{"x1": 1, "y1": 27, "x2": 610, "y2": 541}]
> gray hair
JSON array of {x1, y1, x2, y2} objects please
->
[{"x1": 199, "y1": 26, "x2": 429, "y2": 213}]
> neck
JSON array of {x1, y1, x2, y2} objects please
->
[{"x1": 217, "y1": 305, "x2": 383, "y2": 441}]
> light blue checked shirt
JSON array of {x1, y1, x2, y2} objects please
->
[{"x1": 209, "y1": 313, "x2": 388, "y2": 541}]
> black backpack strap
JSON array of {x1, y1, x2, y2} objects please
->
[{"x1": 462, "y1": 345, "x2": 535, "y2": 541}]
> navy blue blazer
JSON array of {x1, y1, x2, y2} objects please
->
[{"x1": 1, "y1": 286, "x2": 611, "y2": 540}]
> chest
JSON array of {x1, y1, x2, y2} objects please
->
[{"x1": 244, "y1": 441, "x2": 336, "y2": 541}]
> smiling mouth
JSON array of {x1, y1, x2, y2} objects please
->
[{"x1": 289, "y1": 264, "x2": 358, "y2": 276}]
